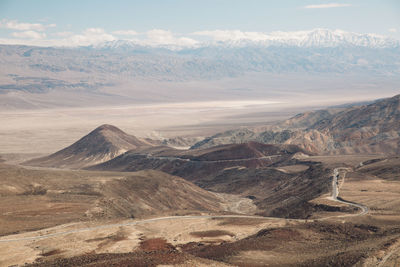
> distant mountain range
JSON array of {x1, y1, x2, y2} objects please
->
[
  {"x1": 0, "y1": 29, "x2": 399, "y2": 84},
  {"x1": 87, "y1": 29, "x2": 400, "y2": 50},
  {"x1": 94, "y1": 29, "x2": 399, "y2": 50},
  {"x1": 86, "y1": 29, "x2": 400, "y2": 78},
  {"x1": 0, "y1": 28, "x2": 399, "y2": 110}
]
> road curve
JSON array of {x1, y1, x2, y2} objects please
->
[{"x1": 330, "y1": 167, "x2": 369, "y2": 216}]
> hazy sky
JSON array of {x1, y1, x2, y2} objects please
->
[{"x1": 0, "y1": 0, "x2": 399, "y2": 46}]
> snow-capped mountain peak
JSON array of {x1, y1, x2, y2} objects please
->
[{"x1": 93, "y1": 29, "x2": 399, "y2": 50}]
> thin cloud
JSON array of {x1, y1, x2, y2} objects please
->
[
  {"x1": 304, "y1": 3, "x2": 353, "y2": 9},
  {"x1": 146, "y1": 29, "x2": 198, "y2": 47},
  {"x1": 0, "y1": 19, "x2": 56, "y2": 31},
  {"x1": 67, "y1": 28, "x2": 116, "y2": 46},
  {"x1": 11, "y1": 30, "x2": 46, "y2": 39},
  {"x1": 388, "y1": 28, "x2": 397, "y2": 33},
  {"x1": 54, "y1": 31, "x2": 74, "y2": 37},
  {"x1": 113, "y1": 30, "x2": 138, "y2": 36},
  {"x1": 193, "y1": 30, "x2": 268, "y2": 42}
]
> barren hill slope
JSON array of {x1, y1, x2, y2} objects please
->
[
  {"x1": 192, "y1": 94, "x2": 400, "y2": 155},
  {"x1": 24, "y1": 124, "x2": 152, "y2": 169},
  {"x1": 312, "y1": 95, "x2": 400, "y2": 132},
  {"x1": 311, "y1": 94, "x2": 400, "y2": 154},
  {"x1": 91, "y1": 170, "x2": 224, "y2": 218},
  {"x1": 0, "y1": 163, "x2": 226, "y2": 235}
]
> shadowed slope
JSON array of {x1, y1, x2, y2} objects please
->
[
  {"x1": 87, "y1": 142, "x2": 306, "y2": 178},
  {"x1": 90, "y1": 170, "x2": 224, "y2": 218}
]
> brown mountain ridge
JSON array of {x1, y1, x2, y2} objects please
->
[{"x1": 191, "y1": 94, "x2": 400, "y2": 155}]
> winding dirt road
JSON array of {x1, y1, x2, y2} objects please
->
[
  {"x1": 330, "y1": 167, "x2": 369, "y2": 216},
  {"x1": 144, "y1": 154, "x2": 282, "y2": 163}
]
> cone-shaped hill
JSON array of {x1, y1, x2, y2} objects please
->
[{"x1": 24, "y1": 124, "x2": 153, "y2": 169}]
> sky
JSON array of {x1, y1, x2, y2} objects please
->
[{"x1": 0, "y1": 0, "x2": 399, "y2": 46}]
